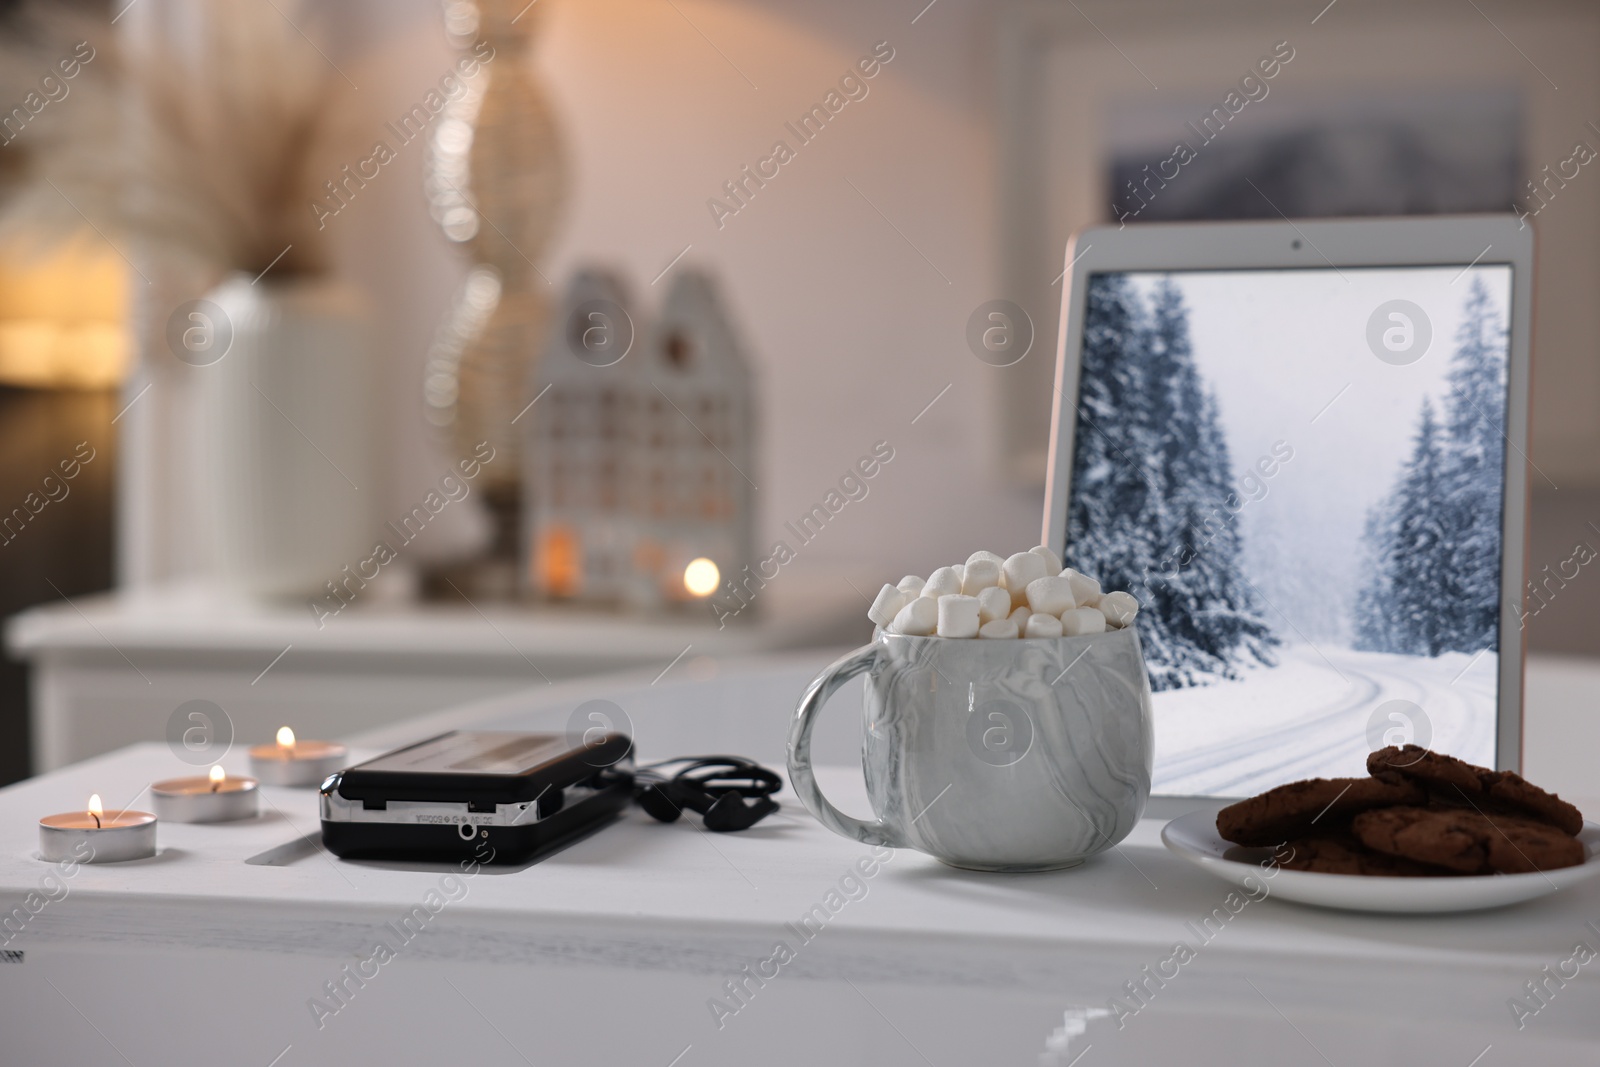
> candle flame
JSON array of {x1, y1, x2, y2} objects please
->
[
  {"x1": 209, "y1": 765, "x2": 226, "y2": 782},
  {"x1": 87, "y1": 794, "x2": 103, "y2": 817},
  {"x1": 276, "y1": 726, "x2": 296, "y2": 748}
]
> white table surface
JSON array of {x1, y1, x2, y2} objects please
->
[
  {"x1": 5, "y1": 581, "x2": 866, "y2": 771},
  {"x1": 3, "y1": 652, "x2": 1599, "y2": 1066},
  {"x1": 4, "y1": 591, "x2": 855, "y2": 660}
]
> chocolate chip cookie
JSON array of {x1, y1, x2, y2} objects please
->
[
  {"x1": 1217, "y1": 775, "x2": 1425, "y2": 847},
  {"x1": 1368, "y1": 747, "x2": 1586, "y2": 834},
  {"x1": 1278, "y1": 835, "x2": 1456, "y2": 877},
  {"x1": 1367, "y1": 745, "x2": 1486, "y2": 795},
  {"x1": 1352, "y1": 806, "x2": 1586, "y2": 875},
  {"x1": 1484, "y1": 771, "x2": 1585, "y2": 836}
]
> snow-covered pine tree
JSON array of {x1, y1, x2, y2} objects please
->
[
  {"x1": 1437, "y1": 276, "x2": 1508, "y2": 652},
  {"x1": 1351, "y1": 495, "x2": 1400, "y2": 652},
  {"x1": 1353, "y1": 278, "x2": 1510, "y2": 657},
  {"x1": 1066, "y1": 274, "x2": 1176, "y2": 672},
  {"x1": 1067, "y1": 275, "x2": 1277, "y2": 689},
  {"x1": 1142, "y1": 281, "x2": 1278, "y2": 679},
  {"x1": 1385, "y1": 400, "x2": 1460, "y2": 656}
]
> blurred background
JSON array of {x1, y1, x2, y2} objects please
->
[{"x1": 1, "y1": 0, "x2": 1597, "y2": 785}]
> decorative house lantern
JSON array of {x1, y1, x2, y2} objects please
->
[
  {"x1": 524, "y1": 269, "x2": 640, "y2": 604},
  {"x1": 636, "y1": 270, "x2": 756, "y2": 609},
  {"x1": 523, "y1": 267, "x2": 755, "y2": 614}
]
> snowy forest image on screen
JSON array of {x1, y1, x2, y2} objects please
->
[{"x1": 1065, "y1": 266, "x2": 1512, "y2": 796}]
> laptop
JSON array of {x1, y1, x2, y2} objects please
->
[{"x1": 1042, "y1": 216, "x2": 1533, "y2": 815}]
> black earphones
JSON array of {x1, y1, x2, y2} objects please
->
[{"x1": 634, "y1": 757, "x2": 782, "y2": 832}]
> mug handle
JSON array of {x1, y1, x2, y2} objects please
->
[{"x1": 787, "y1": 644, "x2": 900, "y2": 848}]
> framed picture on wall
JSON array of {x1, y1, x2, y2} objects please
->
[
  {"x1": 997, "y1": 0, "x2": 1600, "y2": 486},
  {"x1": 1105, "y1": 88, "x2": 1521, "y2": 225}
]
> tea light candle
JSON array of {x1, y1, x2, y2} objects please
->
[
  {"x1": 39, "y1": 794, "x2": 157, "y2": 863},
  {"x1": 152, "y1": 765, "x2": 259, "y2": 823},
  {"x1": 249, "y1": 727, "x2": 347, "y2": 787}
]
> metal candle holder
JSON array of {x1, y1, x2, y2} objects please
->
[
  {"x1": 39, "y1": 808, "x2": 157, "y2": 864},
  {"x1": 152, "y1": 773, "x2": 259, "y2": 823}
]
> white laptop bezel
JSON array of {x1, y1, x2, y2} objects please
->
[{"x1": 1041, "y1": 216, "x2": 1533, "y2": 809}]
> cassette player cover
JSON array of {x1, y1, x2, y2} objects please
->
[{"x1": 320, "y1": 730, "x2": 634, "y2": 862}]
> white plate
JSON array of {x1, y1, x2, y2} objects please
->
[{"x1": 1161, "y1": 809, "x2": 1600, "y2": 914}]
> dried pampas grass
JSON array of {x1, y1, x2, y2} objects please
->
[{"x1": 0, "y1": 0, "x2": 354, "y2": 285}]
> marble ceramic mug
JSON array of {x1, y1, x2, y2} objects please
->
[{"x1": 787, "y1": 626, "x2": 1154, "y2": 871}]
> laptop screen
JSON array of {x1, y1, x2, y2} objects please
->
[{"x1": 1062, "y1": 265, "x2": 1514, "y2": 797}]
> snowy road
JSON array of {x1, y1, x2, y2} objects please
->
[{"x1": 1152, "y1": 643, "x2": 1499, "y2": 797}]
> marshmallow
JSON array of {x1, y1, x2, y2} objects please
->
[
  {"x1": 1002, "y1": 552, "x2": 1050, "y2": 607},
  {"x1": 889, "y1": 596, "x2": 938, "y2": 636},
  {"x1": 1099, "y1": 590, "x2": 1139, "y2": 629},
  {"x1": 868, "y1": 557, "x2": 1132, "y2": 638},
  {"x1": 977, "y1": 586, "x2": 1012, "y2": 625},
  {"x1": 1024, "y1": 612, "x2": 1064, "y2": 638},
  {"x1": 1062, "y1": 606, "x2": 1108, "y2": 636},
  {"x1": 868, "y1": 584, "x2": 909, "y2": 627},
  {"x1": 1062, "y1": 568, "x2": 1102, "y2": 606},
  {"x1": 924, "y1": 566, "x2": 962, "y2": 598},
  {"x1": 962, "y1": 559, "x2": 1002, "y2": 595},
  {"x1": 936, "y1": 594, "x2": 981, "y2": 638},
  {"x1": 1025, "y1": 575, "x2": 1076, "y2": 616},
  {"x1": 978, "y1": 617, "x2": 1019, "y2": 639}
]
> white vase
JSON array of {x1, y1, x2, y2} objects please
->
[{"x1": 197, "y1": 274, "x2": 375, "y2": 599}]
